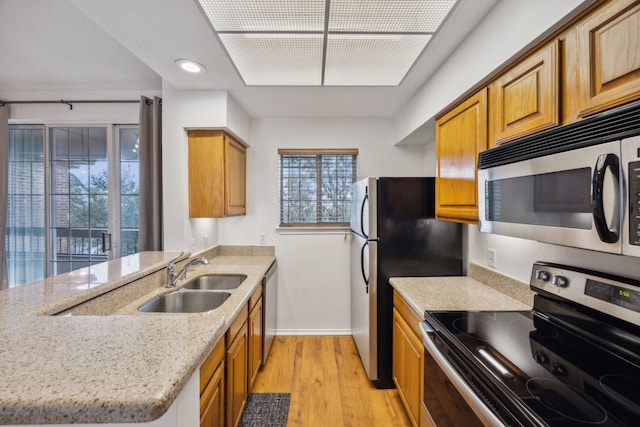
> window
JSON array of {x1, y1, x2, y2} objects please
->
[
  {"x1": 6, "y1": 124, "x2": 140, "y2": 287},
  {"x1": 279, "y1": 149, "x2": 357, "y2": 226}
]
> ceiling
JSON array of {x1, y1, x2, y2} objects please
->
[{"x1": 0, "y1": 0, "x2": 497, "y2": 118}]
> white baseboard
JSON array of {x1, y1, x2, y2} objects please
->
[{"x1": 274, "y1": 329, "x2": 352, "y2": 336}]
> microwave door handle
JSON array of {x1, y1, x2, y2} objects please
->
[{"x1": 591, "y1": 153, "x2": 621, "y2": 243}]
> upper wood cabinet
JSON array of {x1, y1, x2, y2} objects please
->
[
  {"x1": 492, "y1": 41, "x2": 560, "y2": 145},
  {"x1": 188, "y1": 130, "x2": 246, "y2": 218},
  {"x1": 436, "y1": 88, "x2": 487, "y2": 224},
  {"x1": 576, "y1": 0, "x2": 640, "y2": 117}
]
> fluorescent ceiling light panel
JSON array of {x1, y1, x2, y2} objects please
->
[
  {"x1": 329, "y1": 0, "x2": 456, "y2": 33},
  {"x1": 325, "y1": 34, "x2": 432, "y2": 86},
  {"x1": 219, "y1": 34, "x2": 323, "y2": 85},
  {"x1": 196, "y1": 0, "x2": 458, "y2": 86},
  {"x1": 199, "y1": 0, "x2": 325, "y2": 31}
]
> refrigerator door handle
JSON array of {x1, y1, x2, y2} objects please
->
[
  {"x1": 360, "y1": 241, "x2": 369, "y2": 293},
  {"x1": 360, "y1": 194, "x2": 369, "y2": 238}
]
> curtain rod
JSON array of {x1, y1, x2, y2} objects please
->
[{"x1": 0, "y1": 98, "x2": 160, "y2": 110}]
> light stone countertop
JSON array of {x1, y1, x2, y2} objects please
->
[
  {"x1": 390, "y1": 263, "x2": 534, "y2": 317},
  {"x1": 0, "y1": 246, "x2": 275, "y2": 424}
]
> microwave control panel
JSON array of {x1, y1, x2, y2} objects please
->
[{"x1": 630, "y1": 160, "x2": 640, "y2": 247}]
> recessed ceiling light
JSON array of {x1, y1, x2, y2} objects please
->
[{"x1": 175, "y1": 59, "x2": 206, "y2": 74}]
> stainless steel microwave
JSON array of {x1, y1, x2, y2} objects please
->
[{"x1": 478, "y1": 101, "x2": 640, "y2": 256}]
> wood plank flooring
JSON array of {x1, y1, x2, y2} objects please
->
[{"x1": 251, "y1": 335, "x2": 413, "y2": 427}]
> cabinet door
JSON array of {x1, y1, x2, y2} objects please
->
[
  {"x1": 224, "y1": 136, "x2": 246, "y2": 216},
  {"x1": 201, "y1": 362, "x2": 225, "y2": 427},
  {"x1": 248, "y1": 297, "x2": 263, "y2": 390},
  {"x1": 226, "y1": 320, "x2": 248, "y2": 427},
  {"x1": 576, "y1": 0, "x2": 640, "y2": 117},
  {"x1": 393, "y1": 307, "x2": 423, "y2": 427},
  {"x1": 189, "y1": 130, "x2": 225, "y2": 218},
  {"x1": 436, "y1": 88, "x2": 487, "y2": 223},
  {"x1": 492, "y1": 41, "x2": 559, "y2": 145}
]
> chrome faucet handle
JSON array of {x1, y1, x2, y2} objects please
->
[
  {"x1": 167, "y1": 252, "x2": 185, "y2": 287},
  {"x1": 168, "y1": 251, "x2": 185, "y2": 268}
]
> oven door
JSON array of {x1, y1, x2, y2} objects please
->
[
  {"x1": 420, "y1": 322, "x2": 503, "y2": 427},
  {"x1": 478, "y1": 140, "x2": 623, "y2": 254}
]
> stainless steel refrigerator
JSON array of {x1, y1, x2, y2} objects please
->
[{"x1": 350, "y1": 177, "x2": 463, "y2": 388}]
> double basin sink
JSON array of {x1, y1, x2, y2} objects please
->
[{"x1": 138, "y1": 274, "x2": 247, "y2": 313}]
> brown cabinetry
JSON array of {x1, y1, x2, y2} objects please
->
[
  {"x1": 226, "y1": 306, "x2": 249, "y2": 427},
  {"x1": 393, "y1": 291, "x2": 425, "y2": 427},
  {"x1": 188, "y1": 130, "x2": 246, "y2": 218},
  {"x1": 576, "y1": 0, "x2": 640, "y2": 117},
  {"x1": 248, "y1": 286, "x2": 263, "y2": 390},
  {"x1": 435, "y1": 88, "x2": 487, "y2": 224},
  {"x1": 492, "y1": 41, "x2": 560, "y2": 145},
  {"x1": 200, "y1": 339, "x2": 225, "y2": 427}
]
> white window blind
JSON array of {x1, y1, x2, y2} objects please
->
[{"x1": 279, "y1": 149, "x2": 357, "y2": 226}]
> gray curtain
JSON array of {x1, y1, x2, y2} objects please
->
[
  {"x1": 0, "y1": 104, "x2": 8, "y2": 289},
  {"x1": 138, "y1": 96, "x2": 163, "y2": 252}
]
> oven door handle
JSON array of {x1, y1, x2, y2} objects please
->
[
  {"x1": 420, "y1": 322, "x2": 505, "y2": 427},
  {"x1": 591, "y1": 153, "x2": 621, "y2": 244}
]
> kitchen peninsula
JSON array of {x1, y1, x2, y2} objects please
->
[{"x1": 0, "y1": 246, "x2": 275, "y2": 426}]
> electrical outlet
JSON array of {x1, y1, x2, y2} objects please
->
[
  {"x1": 259, "y1": 233, "x2": 266, "y2": 244},
  {"x1": 189, "y1": 239, "x2": 195, "y2": 252},
  {"x1": 203, "y1": 235, "x2": 209, "y2": 248},
  {"x1": 487, "y1": 248, "x2": 497, "y2": 268}
]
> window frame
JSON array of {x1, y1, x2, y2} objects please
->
[{"x1": 278, "y1": 148, "x2": 358, "y2": 228}]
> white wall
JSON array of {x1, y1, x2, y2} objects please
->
[
  {"x1": 161, "y1": 83, "x2": 252, "y2": 253},
  {"x1": 217, "y1": 118, "x2": 428, "y2": 333}
]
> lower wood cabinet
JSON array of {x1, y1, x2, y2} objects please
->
[
  {"x1": 248, "y1": 286, "x2": 263, "y2": 389},
  {"x1": 200, "y1": 339, "x2": 225, "y2": 427},
  {"x1": 199, "y1": 287, "x2": 265, "y2": 427},
  {"x1": 393, "y1": 292, "x2": 425, "y2": 427},
  {"x1": 226, "y1": 307, "x2": 249, "y2": 427}
]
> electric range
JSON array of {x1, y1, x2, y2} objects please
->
[{"x1": 422, "y1": 262, "x2": 640, "y2": 426}]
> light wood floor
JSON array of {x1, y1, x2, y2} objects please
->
[{"x1": 251, "y1": 335, "x2": 413, "y2": 427}]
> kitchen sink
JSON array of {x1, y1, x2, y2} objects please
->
[
  {"x1": 138, "y1": 290, "x2": 231, "y2": 313},
  {"x1": 183, "y1": 274, "x2": 247, "y2": 290}
]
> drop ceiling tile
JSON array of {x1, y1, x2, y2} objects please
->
[
  {"x1": 198, "y1": 0, "x2": 326, "y2": 31},
  {"x1": 324, "y1": 34, "x2": 431, "y2": 86},
  {"x1": 328, "y1": 0, "x2": 457, "y2": 33},
  {"x1": 219, "y1": 33, "x2": 323, "y2": 85}
]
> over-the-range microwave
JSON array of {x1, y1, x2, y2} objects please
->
[{"x1": 478, "y1": 100, "x2": 640, "y2": 257}]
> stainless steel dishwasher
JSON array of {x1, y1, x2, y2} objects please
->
[{"x1": 262, "y1": 261, "x2": 277, "y2": 365}]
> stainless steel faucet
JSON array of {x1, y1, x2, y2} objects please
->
[{"x1": 167, "y1": 253, "x2": 209, "y2": 287}]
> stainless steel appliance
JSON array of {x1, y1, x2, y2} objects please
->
[
  {"x1": 478, "y1": 100, "x2": 640, "y2": 256},
  {"x1": 421, "y1": 262, "x2": 640, "y2": 426},
  {"x1": 350, "y1": 177, "x2": 463, "y2": 388},
  {"x1": 261, "y1": 261, "x2": 277, "y2": 366}
]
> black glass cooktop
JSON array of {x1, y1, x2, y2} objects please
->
[{"x1": 425, "y1": 308, "x2": 640, "y2": 426}]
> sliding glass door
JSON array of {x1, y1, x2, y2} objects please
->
[
  {"x1": 6, "y1": 124, "x2": 140, "y2": 286},
  {"x1": 6, "y1": 126, "x2": 46, "y2": 285}
]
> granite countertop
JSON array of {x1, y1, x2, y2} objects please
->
[
  {"x1": 0, "y1": 246, "x2": 275, "y2": 424},
  {"x1": 390, "y1": 263, "x2": 534, "y2": 316}
]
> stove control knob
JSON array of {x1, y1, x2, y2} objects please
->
[
  {"x1": 533, "y1": 352, "x2": 547, "y2": 364},
  {"x1": 535, "y1": 270, "x2": 550, "y2": 281},
  {"x1": 552, "y1": 275, "x2": 569, "y2": 288},
  {"x1": 551, "y1": 363, "x2": 566, "y2": 376}
]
